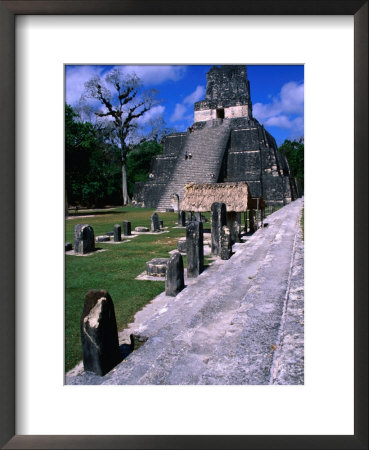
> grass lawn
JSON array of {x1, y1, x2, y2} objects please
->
[
  {"x1": 65, "y1": 206, "x2": 275, "y2": 372},
  {"x1": 65, "y1": 206, "x2": 189, "y2": 372}
]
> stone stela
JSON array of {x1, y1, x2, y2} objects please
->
[
  {"x1": 113, "y1": 224, "x2": 121, "y2": 242},
  {"x1": 123, "y1": 220, "x2": 131, "y2": 236},
  {"x1": 151, "y1": 213, "x2": 161, "y2": 232},
  {"x1": 211, "y1": 202, "x2": 227, "y2": 256},
  {"x1": 74, "y1": 224, "x2": 95, "y2": 254},
  {"x1": 80, "y1": 290, "x2": 121, "y2": 376},
  {"x1": 165, "y1": 251, "x2": 185, "y2": 297},
  {"x1": 220, "y1": 225, "x2": 233, "y2": 260},
  {"x1": 186, "y1": 221, "x2": 204, "y2": 278}
]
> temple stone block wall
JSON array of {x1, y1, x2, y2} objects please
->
[{"x1": 133, "y1": 65, "x2": 301, "y2": 210}]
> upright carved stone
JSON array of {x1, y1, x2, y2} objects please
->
[
  {"x1": 74, "y1": 224, "x2": 95, "y2": 254},
  {"x1": 151, "y1": 213, "x2": 160, "y2": 232},
  {"x1": 230, "y1": 220, "x2": 241, "y2": 244},
  {"x1": 165, "y1": 251, "x2": 185, "y2": 297},
  {"x1": 177, "y1": 238, "x2": 187, "y2": 253},
  {"x1": 179, "y1": 211, "x2": 186, "y2": 227},
  {"x1": 123, "y1": 220, "x2": 131, "y2": 236},
  {"x1": 211, "y1": 202, "x2": 226, "y2": 255},
  {"x1": 113, "y1": 224, "x2": 121, "y2": 242},
  {"x1": 186, "y1": 221, "x2": 204, "y2": 278},
  {"x1": 80, "y1": 290, "x2": 121, "y2": 376},
  {"x1": 220, "y1": 225, "x2": 232, "y2": 260},
  {"x1": 256, "y1": 210, "x2": 262, "y2": 229},
  {"x1": 249, "y1": 210, "x2": 256, "y2": 233}
]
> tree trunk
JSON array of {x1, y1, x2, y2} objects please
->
[{"x1": 121, "y1": 162, "x2": 130, "y2": 206}]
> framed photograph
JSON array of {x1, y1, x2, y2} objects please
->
[{"x1": 0, "y1": 1, "x2": 367, "y2": 449}]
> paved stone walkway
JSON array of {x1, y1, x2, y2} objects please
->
[{"x1": 66, "y1": 199, "x2": 304, "y2": 385}]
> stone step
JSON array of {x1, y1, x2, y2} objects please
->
[{"x1": 156, "y1": 120, "x2": 232, "y2": 210}]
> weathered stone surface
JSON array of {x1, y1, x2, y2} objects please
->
[
  {"x1": 220, "y1": 225, "x2": 232, "y2": 260},
  {"x1": 96, "y1": 236, "x2": 110, "y2": 242},
  {"x1": 177, "y1": 238, "x2": 187, "y2": 253},
  {"x1": 74, "y1": 224, "x2": 95, "y2": 254},
  {"x1": 186, "y1": 221, "x2": 204, "y2": 278},
  {"x1": 80, "y1": 290, "x2": 121, "y2": 376},
  {"x1": 146, "y1": 258, "x2": 169, "y2": 277},
  {"x1": 230, "y1": 220, "x2": 241, "y2": 244},
  {"x1": 123, "y1": 221, "x2": 131, "y2": 236},
  {"x1": 135, "y1": 226, "x2": 149, "y2": 232},
  {"x1": 151, "y1": 213, "x2": 160, "y2": 232},
  {"x1": 106, "y1": 231, "x2": 114, "y2": 236},
  {"x1": 226, "y1": 211, "x2": 240, "y2": 244},
  {"x1": 179, "y1": 211, "x2": 186, "y2": 226},
  {"x1": 256, "y1": 210, "x2": 262, "y2": 229},
  {"x1": 249, "y1": 210, "x2": 256, "y2": 233},
  {"x1": 65, "y1": 242, "x2": 72, "y2": 251},
  {"x1": 113, "y1": 224, "x2": 121, "y2": 242},
  {"x1": 211, "y1": 202, "x2": 226, "y2": 255},
  {"x1": 165, "y1": 251, "x2": 184, "y2": 297}
]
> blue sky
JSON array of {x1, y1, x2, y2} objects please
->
[{"x1": 65, "y1": 65, "x2": 304, "y2": 146}]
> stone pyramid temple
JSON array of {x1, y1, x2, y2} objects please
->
[{"x1": 133, "y1": 65, "x2": 300, "y2": 210}]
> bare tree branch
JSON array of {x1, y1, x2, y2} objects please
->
[{"x1": 80, "y1": 69, "x2": 161, "y2": 205}]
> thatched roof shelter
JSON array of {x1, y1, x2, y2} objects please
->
[{"x1": 180, "y1": 182, "x2": 255, "y2": 212}]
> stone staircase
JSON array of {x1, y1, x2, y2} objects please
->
[{"x1": 156, "y1": 119, "x2": 232, "y2": 211}]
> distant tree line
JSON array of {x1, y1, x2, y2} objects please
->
[
  {"x1": 65, "y1": 104, "x2": 162, "y2": 208},
  {"x1": 279, "y1": 138, "x2": 304, "y2": 190},
  {"x1": 66, "y1": 101, "x2": 304, "y2": 208}
]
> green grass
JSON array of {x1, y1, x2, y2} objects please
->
[{"x1": 65, "y1": 207, "x2": 187, "y2": 372}]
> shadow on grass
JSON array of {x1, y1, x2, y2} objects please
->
[{"x1": 68, "y1": 210, "x2": 125, "y2": 217}]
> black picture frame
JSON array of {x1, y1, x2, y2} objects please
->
[{"x1": 0, "y1": 1, "x2": 367, "y2": 449}]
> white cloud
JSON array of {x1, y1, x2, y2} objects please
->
[
  {"x1": 184, "y1": 85, "x2": 205, "y2": 105},
  {"x1": 65, "y1": 65, "x2": 105, "y2": 106},
  {"x1": 120, "y1": 65, "x2": 187, "y2": 84},
  {"x1": 264, "y1": 115, "x2": 293, "y2": 129},
  {"x1": 66, "y1": 65, "x2": 187, "y2": 108},
  {"x1": 136, "y1": 105, "x2": 165, "y2": 125},
  {"x1": 279, "y1": 82, "x2": 304, "y2": 114},
  {"x1": 170, "y1": 103, "x2": 188, "y2": 122},
  {"x1": 169, "y1": 85, "x2": 205, "y2": 124},
  {"x1": 253, "y1": 81, "x2": 304, "y2": 121},
  {"x1": 253, "y1": 81, "x2": 304, "y2": 138}
]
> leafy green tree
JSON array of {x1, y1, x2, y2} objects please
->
[
  {"x1": 279, "y1": 138, "x2": 304, "y2": 189},
  {"x1": 65, "y1": 104, "x2": 121, "y2": 207},
  {"x1": 126, "y1": 140, "x2": 163, "y2": 196}
]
